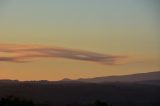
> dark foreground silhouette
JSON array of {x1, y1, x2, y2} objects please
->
[
  {"x1": 0, "y1": 96, "x2": 110, "y2": 106},
  {"x1": 0, "y1": 71, "x2": 160, "y2": 106},
  {"x1": 0, "y1": 82, "x2": 160, "y2": 106},
  {"x1": 0, "y1": 96, "x2": 34, "y2": 106}
]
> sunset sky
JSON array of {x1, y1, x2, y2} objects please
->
[{"x1": 0, "y1": 0, "x2": 159, "y2": 81}]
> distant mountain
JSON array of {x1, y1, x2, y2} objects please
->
[
  {"x1": 0, "y1": 80, "x2": 19, "y2": 89},
  {"x1": 0, "y1": 79, "x2": 19, "y2": 84},
  {"x1": 1, "y1": 71, "x2": 160, "y2": 84},
  {"x1": 77, "y1": 71, "x2": 160, "y2": 83},
  {"x1": 0, "y1": 71, "x2": 160, "y2": 106},
  {"x1": 61, "y1": 78, "x2": 72, "y2": 81},
  {"x1": 1, "y1": 71, "x2": 160, "y2": 85}
]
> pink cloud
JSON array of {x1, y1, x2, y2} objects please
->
[{"x1": 0, "y1": 44, "x2": 125, "y2": 65}]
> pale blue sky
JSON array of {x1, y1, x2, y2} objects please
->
[{"x1": 0, "y1": 0, "x2": 159, "y2": 80}]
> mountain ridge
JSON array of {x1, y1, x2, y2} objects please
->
[
  {"x1": 76, "y1": 70, "x2": 160, "y2": 83},
  {"x1": 0, "y1": 70, "x2": 160, "y2": 84}
]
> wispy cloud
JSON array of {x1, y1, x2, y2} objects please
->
[{"x1": 0, "y1": 44, "x2": 126, "y2": 65}]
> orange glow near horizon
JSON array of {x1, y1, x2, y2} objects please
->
[{"x1": 0, "y1": 0, "x2": 159, "y2": 80}]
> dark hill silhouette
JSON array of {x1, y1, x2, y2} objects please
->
[
  {"x1": 77, "y1": 71, "x2": 160, "y2": 83},
  {"x1": 0, "y1": 71, "x2": 160, "y2": 106},
  {"x1": 61, "y1": 78, "x2": 72, "y2": 81}
]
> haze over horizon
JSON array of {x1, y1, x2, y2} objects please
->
[{"x1": 0, "y1": 0, "x2": 160, "y2": 81}]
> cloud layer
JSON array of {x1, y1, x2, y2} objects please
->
[{"x1": 0, "y1": 44, "x2": 125, "y2": 65}]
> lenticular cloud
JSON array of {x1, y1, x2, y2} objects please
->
[{"x1": 0, "y1": 44, "x2": 125, "y2": 65}]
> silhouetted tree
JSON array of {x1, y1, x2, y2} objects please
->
[
  {"x1": 94, "y1": 100, "x2": 110, "y2": 106},
  {"x1": 65, "y1": 100, "x2": 111, "y2": 106},
  {"x1": 0, "y1": 96, "x2": 34, "y2": 106},
  {"x1": 0, "y1": 96, "x2": 111, "y2": 106}
]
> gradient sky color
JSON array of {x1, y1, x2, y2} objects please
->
[{"x1": 0, "y1": 0, "x2": 160, "y2": 81}]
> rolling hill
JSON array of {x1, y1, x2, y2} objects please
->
[{"x1": 0, "y1": 71, "x2": 160, "y2": 106}]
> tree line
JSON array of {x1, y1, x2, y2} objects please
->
[{"x1": 0, "y1": 96, "x2": 111, "y2": 106}]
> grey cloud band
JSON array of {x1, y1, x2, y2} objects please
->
[{"x1": 0, "y1": 44, "x2": 125, "y2": 65}]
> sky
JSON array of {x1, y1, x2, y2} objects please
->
[{"x1": 0, "y1": 0, "x2": 160, "y2": 81}]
